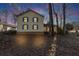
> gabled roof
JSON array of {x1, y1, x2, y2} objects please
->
[{"x1": 16, "y1": 9, "x2": 44, "y2": 17}]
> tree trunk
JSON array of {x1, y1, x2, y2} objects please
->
[
  {"x1": 48, "y1": 3, "x2": 54, "y2": 35},
  {"x1": 63, "y1": 3, "x2": 66, "y2": 34},
  {"x1": 52, "y1": 4, "x2": 59, "y2": 34},
  {"x1": 55, "y1": 13, "x2": 59, "y2": 34},
  {"x1": 60, "y1": 17, "x2": 63, "y2": 29}
]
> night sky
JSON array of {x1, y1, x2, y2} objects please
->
[{"x1": 0, "y1": 3, "x2": 79, "y2": 25}]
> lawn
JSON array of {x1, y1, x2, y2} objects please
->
[
  {"x1": 56, "y1": 33, "x2": 79, "y2": 56},
  {"x1": 0, "y1": 32, "x2": 49, "y2": 56}
]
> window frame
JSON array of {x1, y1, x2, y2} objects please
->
[
  {"x1": 32, "y1": 17, "x2": 38, "y2": 22},
  {"x1": 32, "y1": 24, "x2": 38, "y2": 30},
  {"x1": 22, "y1": 24, "x2": 28, "y2": 30},
  {"x1": 23, "y1": 17, "x2": 28, "y2": 23}
]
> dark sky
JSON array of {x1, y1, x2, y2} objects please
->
[{"x1": 0, "y1": 3, "x2": 79, "y2": 25}]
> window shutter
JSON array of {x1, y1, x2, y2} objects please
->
[
  {"x1": 22, "y1": 24, "x2": 24, "y2": 29},
  {"x1": 37, "y1": 25, "x2": 38, "y2": 30},
  {"x1": 27, "y1": 25, "x2": 28, "y2": 30},
  {"x1": 37, "y1": 18, "x2": 38, "y2": 22},
  {"x1": 32, "y1": 25, "x2": 34, "y2": 29},
  {"x1": 33, "y1": 17, "x2": 34, "y2": 22}
]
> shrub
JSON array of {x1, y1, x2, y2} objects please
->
[{"x1": 3, "y1": 30, "x2": 17, "y2": 35}]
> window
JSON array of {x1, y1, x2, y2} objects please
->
[
  {"x1": 33, "y1": 17, "x2": 38, "y2": 22},
  {"x1": 7, "y1": 27, "x2": 11, "y2": 31},
  {"x1": 23, "y1": 17, "x2": 28, "y2": 23},
  {"x1": 33, "y1": 24, "x2": 38, "y2": 30},
  {"x1": 0, "y1": 24, "x2": 3, "y2": 31},
  {"x1": 22, "y1": 24, "x2": 28, "y2": 30}
]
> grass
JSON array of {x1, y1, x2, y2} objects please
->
[
  {"x1": 0, "y1": 32, "x2": 49, "y2": 56},
  {"x1": 0, "y1": 31, "x2": 79, "y2": 56},
  {"x1": 56, "y1": 33, "x2": 79, "y2": 56}
]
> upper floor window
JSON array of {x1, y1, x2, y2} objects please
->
[
  {"x1": 23, "y1": 17, "x2": 28, "y2": 23},
  {"x1": 33, "y1": 17, "x2": 38, "y2": 22},
  {"x1": 32, "y1": 24, "x2": 38, "y2": 30}
]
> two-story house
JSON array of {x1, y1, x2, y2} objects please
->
[{"x1": 16, "y1": 9, "x2": 44, "y2": 32}]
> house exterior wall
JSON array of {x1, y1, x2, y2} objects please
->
[
  {"x1": 0, "y1": 22, "x2": 16, "y2": 31},
  {"x1": 44, "y1": 26, "x2": 50, "y2": 32},
  {"x1": 44, "y1": 25, "x2": 57, "y2": 33},
  {"x1": 11, "y1": 27, "x2": 16, "y2": 30},
  {"x1": 7, "y1": 26, "x2": 16, "y2": 31},
  {"x1": 0, "y1": 23, "x2": 7, "y2": 31},
  {"x1": 17, "y1": 11, "x2": 44, "y2": 32},
  {"x1": 3, "y1": 25, "x2": 7, "y2": 31},
  {"x1": 0, "y1": 24, "x2": 4, "y2": 31}
]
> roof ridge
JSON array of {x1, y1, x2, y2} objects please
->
[{"x1": 16, "y1": 9, "x2": 44, "y2": 17}]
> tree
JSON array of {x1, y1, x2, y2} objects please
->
[
  {"x1": 11, "y1": 3, "x2": 21, "y2": 13},
  {"x1": 2, "y1": 9, "x2": 8, "y2": 23},
  {"x1": 9, "y1": 3, "x2": 21, "y2": 24},
  {"x1": 48, "y1": 3, "x2": 54, "y2": 35},
  {"x1": 63, "y1": 3, "x2": 66, "y2": 34},
  {"x1": 59, "y1": 14, "x2": 63, "y2": 29},
  {"x1": 52, "y1": 4, "x2": 59, "y2": 34}
]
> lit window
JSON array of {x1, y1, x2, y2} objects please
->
[
  {"x1": 33, "y1": 24, "x2": 38, "y2": 30},
  {"x1": 22, "y1": 24, "x2": 28, "y2": 30},
  {"x1": 33, "y1": 17, "x2": 38, "y2": 22},
  {"x1": 7, "y1": 27, "x2": 11, "y2": 31},
  {"x1": 0, "y1": 24, "x2": 3, "y2": 31},
  {"x1": 23, "y1": 17, "x2": 28, "y2": 23}
]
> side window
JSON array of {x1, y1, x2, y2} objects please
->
[
  {"x1": 23, "y1": 17, "x2": 28, "y2": 23},
  {"x1": 0, "y1": 24, "x2": 3, "y2": 30},
  {"x1": 22, "y1": 24, "x2": 28, "y2": 30},
  {"x1": 32, "y1": 24, "x2": 38, "y2": 30},
  {"x1": 33, "y1": 17, "x2": 38, "y2": 22}
]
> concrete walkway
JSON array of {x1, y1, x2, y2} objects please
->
[{"x1": 48, "y1": 35, "x2": 57, "y2": 56}]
